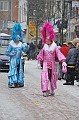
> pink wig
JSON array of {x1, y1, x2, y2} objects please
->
[{"x1": 40, "y1": 21, "x2": 55, "y2": 44}]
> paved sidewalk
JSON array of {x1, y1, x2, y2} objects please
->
[
  {"x1": 24, "y1": 60, "x2": 79, "y2": 120},
  {"x1": 0, "y1": 60, "x2": 79, "y2": 120}
]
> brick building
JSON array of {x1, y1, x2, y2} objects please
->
[
  {"x1": 0, "y1": 0, "x2": 18, "y2": 34},
  {"x1": 12, "y1": 0, "x2": 18, "y2": 22}
]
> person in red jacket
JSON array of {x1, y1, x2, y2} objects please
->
[
  {"x1": 60, "y1": 42, "x2": 70, "y2": 57},
  {"x1": 58, "y1": 42, "x2": 70, "y2": 80}
]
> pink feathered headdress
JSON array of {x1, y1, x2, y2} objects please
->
[{"x1": 40, "y1": 21, "x2": 55, "y2": 44}]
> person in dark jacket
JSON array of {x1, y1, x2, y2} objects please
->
[
  {"x1": 63, "y1": 39, "x2": 78, "y2": 85},
  {"x1": 75, "y1": 42, "x2": 79, "y2": 86},
  {"x1": 29, "y1": 42, "x2": 35, "y2": 60}
]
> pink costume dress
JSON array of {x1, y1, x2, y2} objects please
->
[{"x1": 37, "y1": 41, "x2": 66, "y2": 93}]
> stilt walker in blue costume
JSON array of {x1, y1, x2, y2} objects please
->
[{"x1": 5, "y1": 23, "x2": 29, "y2": 88}]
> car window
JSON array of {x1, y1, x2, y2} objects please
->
[
  {"x1": 0, "y1": 39, "x2": 11, "y2": 46},
  {"x1": 0, "y1": 46, "x2": 7, "y2": 54}
]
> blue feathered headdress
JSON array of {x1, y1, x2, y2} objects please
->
[{"x1": 12, "y1": 23, "x2": 23, "y2": 42}]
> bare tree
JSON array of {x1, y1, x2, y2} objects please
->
[{"x1": 27, "y1": 0, "x2": 47, "y2": 26}]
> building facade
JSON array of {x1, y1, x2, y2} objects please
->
[
  {"x1": 0, "y1": 0, "x2": 18, "y2": 34},
  {"x1": 17, "y1": 0, "x2": 79, "y2": 43},
  {"x1": 18, "y1": 0, "x2": 27, "y2": 42},
  {"x1": 51, "y1": 0, "x2": 79, "y2": 43}
]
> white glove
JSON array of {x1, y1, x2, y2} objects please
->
[
  {"x1": 62, "y1": 62, "x2": 67, "y2": 66},
  {"x1": 23, "y1": 42, "x2": 27, "y2": 46}
]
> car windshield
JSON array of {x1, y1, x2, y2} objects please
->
[
  {"x1": 0, "y1": 46, "x2": 7, "y2": 54},
  {"x1": 0, "y1": 39, "x2": 10, "y2": 46},
  {"x1": 0, "y1": 39, "x2": 11, "y2": 54}
]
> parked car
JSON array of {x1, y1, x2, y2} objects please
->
[
  {"x1": 0, "y1": 46, "x2": 10, "y2": 72},
  {"x1": 0, "y1": 38, "x2": 25, "y2": 72}
]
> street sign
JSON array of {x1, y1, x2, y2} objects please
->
[
  {"x1": 28, "y1": 21, "x2": 36, "y2": 39},
  {"x1": 72, "y1": 1, "x2": 79, "y2": 8}
]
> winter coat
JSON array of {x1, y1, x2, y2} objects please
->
[
  {"x1": 60, "y1": 45, "x2": 70, "y2": 57},
  {"x1": 37, "y1": 41, "x2": 66, "y2": 92},
  {"x1": 75, "y1": 49, "x2": 79, "y2": 80},
  {"x1": 5, "y1": 40, "x2": 29, "y2": 86},
  {"x1": 66, "y1": 45, "x2": 78, "y2": 66}
]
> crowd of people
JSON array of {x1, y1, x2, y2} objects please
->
[
  {"x1": 5, "y1": 22, "x2": 79, "y2": 97},
  {"x1": 56, "y1": 38, "x2": 79, "y2": 86},
  {"x1": 26, "y1": 40, "x2": 43, "y2": 60},
  {"x1": 26, "y1": 42, "x2": 36, "y2": 60}
]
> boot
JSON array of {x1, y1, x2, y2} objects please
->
[
  {"x1": 71, "y1": 80, "x2": 74, "y2": 85},
  {"x1": 51, "y1": 90, "x2": 55, "y2": 96},
  {"x1": 8, "y1": 84, "x2": 16, "y2": 88},
  {"x1": 43, "y1": 91, "x2": 49, "y2": 97},
  {"x1": 63, "y1": 82, "x2": 72, "y2": 85}
]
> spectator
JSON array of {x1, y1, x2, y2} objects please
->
[
  {"x1": 29, "y1": 42, "x2": 35, "y2": 60},
  {"x1": 58, "y1": 42, "x2": 70, "y2": 80},
  {"x1": 75, "y1": 42, "x2": 79, "y2": 86},
  {"x1": 63, "y1": 39, "x2": 78, "y2": 85},
  {"x1": 26, "y1": 43, "x2": 30, "y2": 60}
]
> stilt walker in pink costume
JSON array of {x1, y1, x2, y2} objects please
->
[{"x1": 37, "y1": 22, "x2": 66, "y2": 97}]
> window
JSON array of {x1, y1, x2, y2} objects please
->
[
  {"x1": 0, "y1": 1, "x2": 9, "y2": 11},
  {"x1": 0, "y1": 39, "x2": 11, "y2": 46}
]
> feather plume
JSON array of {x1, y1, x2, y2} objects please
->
[
  {"x1": 40, "y1": 21, "x2": 55, "y2": 44},
  {"x1": 12, "y1": 23, "x2": 23, "y2": 42}
]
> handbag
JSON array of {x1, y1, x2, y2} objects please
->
[{"x1": 62, "y1": 65, "x2": 67, "y2": 73}]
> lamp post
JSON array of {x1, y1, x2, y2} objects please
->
[
  {"x1": 33, "y1": 9, "x2": 38, "y2": 54},
  {"x1": 56, "y1": 0, "x2": 63, "y2": 44},
  {"x1": 61, "y1": 0, "x2": 65, "y2": 44}
]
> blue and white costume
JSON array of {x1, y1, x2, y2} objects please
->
[
  {"x1": 6, "y1": 40, "x2": 29, "y2": 87},
  {"x1": 5, "y1": 23, "x2": 29, "y2": 87}
]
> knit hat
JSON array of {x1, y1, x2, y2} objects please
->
[
  {"x1": 40, "y1": 21, "x2": 55, "y2": 44},
  {"x1": 63, "y1": 42, "x2": 68, "y2": 46}
]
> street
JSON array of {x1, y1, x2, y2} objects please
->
[{"x1": 0, "y1": 60, "x2": 79, "y2": 120}]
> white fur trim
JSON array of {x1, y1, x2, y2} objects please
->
[
  {"x1": 62, "y1": 62, "x2": 67, "y2": 66},
  {"x1": 9, "y1": 40, "x2": 22, "y2": 48},
  {"x1": 43, "y1": 41, "x2": 56, "y2": 51}
]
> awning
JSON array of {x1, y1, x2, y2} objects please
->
[
  {"x1": 0, "y1": 33, "x2": 12, "y2": 40},
  {"x1": 0, "y1": 33, "x2": 11, "y2": 36}
]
